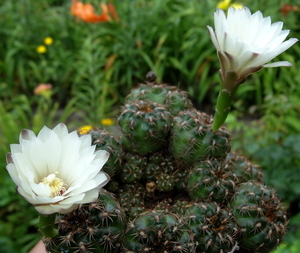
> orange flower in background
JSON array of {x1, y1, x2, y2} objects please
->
[
  {"x1": 105, "y1": 54, "x2": 118, "y2": 71},
  {"x1": 34, "y1": 84, "x2": 52, "y2": 95},
  {"x1": 107, "y1": 3, "x2": 119, "y2": 22},
  {"x1": 280, "y1": 3, "x2": 299, "y2": 16},
  {"x1": 71, "y1": 0, "x2": 119, "y2": 23}
]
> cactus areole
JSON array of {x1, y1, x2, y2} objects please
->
[{"x1": 42, "y1": 73, "x2": 288, "y2": 253}]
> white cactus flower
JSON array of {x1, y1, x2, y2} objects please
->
[
  {"x1": 6, "y1": 123, "x2": 110, "y2": 215},
  {"x1": 207, "y1": 7, "x2": 298, "y2": 83}
]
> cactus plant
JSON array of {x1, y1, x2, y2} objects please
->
[
  {"x1": 170, "y1": 109, "x2": 231, "y2": 164},
  {"x1": 44, "y1": 74, "x2": 288, "y2": 253},
  {"x1": 118, "y1": 100, "x2": 173, "y2": 156},
  {"x1": 43, "y1": 190, "x2": 127, "y2": 253},
  {"x1": 125, "y1": 73, "x2": 193, "y2": 116}
]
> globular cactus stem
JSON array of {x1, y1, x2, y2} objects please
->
[{"x1": 44, "y1": 72, "x2": 288, "y2": 253}]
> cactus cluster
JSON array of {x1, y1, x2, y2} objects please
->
[{"x1": 44, "y1": 73, "x2": 288, "y2": 253}]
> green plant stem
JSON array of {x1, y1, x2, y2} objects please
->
[
  {"x1": 211, "y1": 89, "x2": 233, "y2": 131},
  {"x1": 211, "y1": 70, "x2": 245, "y2": 131},
  {"x1": 38, "y1": 213, "x2": 57, "y2": 238}
]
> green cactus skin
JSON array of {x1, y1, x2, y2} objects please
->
[
  {"x1": 172, "y1": 200, "x2": 191, "y2": 215},
  {"x1": 225, "y1": 152, "x2": 264, "y2": 183},
  {"x1": 173, "y1": 169, "x2": 189, "y2": 191},
  {"x1": 170, "y1": 109, "x2": 231, "y2": 164},
  {"x1": 153, "y1": 200, "x2": 172, "y2": 212},
  {"x1": 155, "y1": 173, "x2": 175, "y2": 192},
  {"x1": 128, "y1": 206, "x2": 147, "y2": 221},
  {"x1": 229, "y1": 181, "x2": 288, "y2": 253},
  {"x1": 125, "y1": 83, "x2": 193, "y2": 116},
  {"x1": 144, "y1": 155, "x2": 165, "y2": 181},
  {"x1": 144, "y1": 152, "x2": 176, "y2": 181},
  {"x1": 105, "y1": 180, "x2": 120, "y2": 192},
  {"x1": 43, "y1": 190, "x2": 126, "y2": 253},
  {"x1": 121, "y1": 210, "x2": 196, "y2": 253},
  {"x1": 118, "y1": 100, "x2": 173, "y2": 156},
  {"x1": 183, "y1": 202, "x2": 238, "y2": 253},
  {"x1": 187, "y1": 159, "x2": 236, "y2": 203},
  {"x1": 120, "y1": 153, "x2": 147, "y2": 183},
  {"x1": 118, "y1": 184, "x2": 145, "y2": 215},
  {"x1": 88, "y1": 128, "x2": 122, "y2": 177}
]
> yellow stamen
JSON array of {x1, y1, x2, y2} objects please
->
[{"x1": 42, "y1": 174, "x2": 66, "y2": 197}]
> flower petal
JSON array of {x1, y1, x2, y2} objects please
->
[
  {"x1": 6, "y1": 123, "x2": 110, "y2": 215},
  {"x1": 263, "y1": 61, "x2": 292, "y2": 67},
  {"x1": 207, "y1": 26, "x2": 220, "y2": 51},
  {"x1": 208, "y1": 6, "x2": 298, "y2": 81}
]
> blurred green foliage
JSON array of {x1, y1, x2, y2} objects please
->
[{"x1": 1, "y1": 0, "x2": 300, "y2": 252}]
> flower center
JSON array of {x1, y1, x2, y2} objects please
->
[{"x1": 42, "y1": 173, "x2": 67, "y2": 197}]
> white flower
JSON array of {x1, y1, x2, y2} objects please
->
[
  {"x1": 6, "y1": 123, "x2": 110, "y2": 215},
  {"x1": 207, "y1": 7, "x2": 298, "y2": 83}
]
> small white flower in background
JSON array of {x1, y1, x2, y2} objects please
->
[
  {"x1": 6, "y1": 123, "x2": 110, "y2": 215},
  {"x1": 207, "y1": 7, "x2": 298, "y2": 83}
]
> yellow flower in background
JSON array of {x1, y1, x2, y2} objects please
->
[
  {"x1": 217, "y1": 0, "x2": 243, "y2": 10},
  {"x1": 217, "y1": 0, "x2": 230, "y2": 9},
  {"x1": 101, "y1": 118, "x2": 114, "y2": 126},
  {"x1": 36, "y1": 45, "x2": 47, "y2": 53},
  {"x1": 78, "y1": 125, "x2": 93, "y2": 135},
  {"x1": 230, "y1": 3, "x2": 243, "y2": 9},
  {"x1": 44, "y1": 37, "x2": 53, "y2": 45}
]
